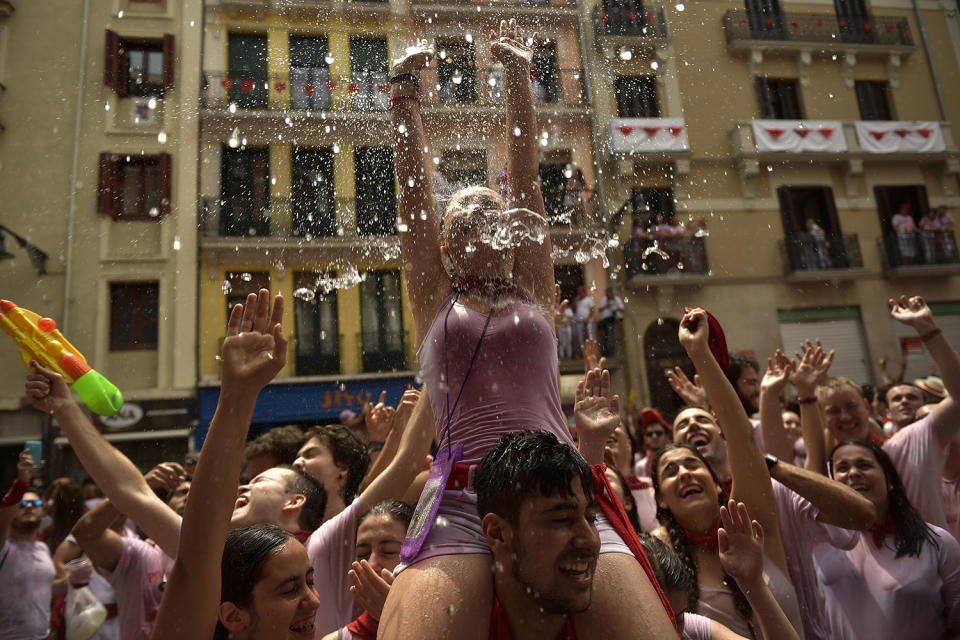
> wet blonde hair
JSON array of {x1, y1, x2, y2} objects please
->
[{"x1": 440, "y1": 185, "x2": 505, "y2": 234}]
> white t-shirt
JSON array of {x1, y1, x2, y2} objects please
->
[
  {"x1": 304, "y1": 498, "x2": 365, "y2": 636},
  {"x1": 574, "y1": 296, "x2": 594, "y2": 321},
  {"x1": 0, "y1": 539, "x2": 55, "y2": 640},
  {"x1": 63, "y1": 533, "x2": 118, "y2": 640},
  {"x1": 598, "y1": 296, "x2": 623, "y2": 321}
]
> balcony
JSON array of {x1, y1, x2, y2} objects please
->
[
  {"x1": 409, "y1": 0, "x2": 577, "y2": 20},
  {"x1": 779, "y1": 233, "x2": 865, "y2": 280},
  {"x1": 608, "y1": 117, "x2": 689, "y2": 156},
  {"x1": 879, "y1": 231, "x2": 960, "y2": 276},
  {"x1": 731, "y1": 120, "x2": 960, "y2": 197},
  {"x1": 592, "y1": 4, "x2": 669, "y2": 59},
  {"x1": 624, "y1": 231, "x2": 710, "y2": 284},
  {"x1": 216, "y1": 0, "x2": 394, "y2": 20},
  {"x1": 723, "y1": 11, "x2": 913, "y2": 53}
]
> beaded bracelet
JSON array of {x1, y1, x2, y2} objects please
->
[{"x1": 389, "y1": 72, "x2": 420, "y2": 90}]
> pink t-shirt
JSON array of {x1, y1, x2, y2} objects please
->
[
  {"x1": 681, "y1": 612, "x2": 712, "y2": 640},
  {"x1": 883, "y1": 412, "x2": 947, "y2": 529},
  {"x1": 815, "y1": 525, "x2": 960, "y2": 638},
  {"x1": 773, "y1": 480, "x2": 859, "y2": 640},
  {"x1": 630, "y1": 482, "x2": 660, "y2": 533},
  {"x1": 97, "y1": 536, "x2": 172, "y2": 640},
  {"x1": 892, "y1": 212, "x2": 917, "y2": 233},
  {"x1": 0, "y1": 539, "x2": 55, "y2": 640},
  {"x1": 304, "y1": 498, "x2": 364, "y2": 636},
  {"x1": 942, "y1": 475, "x2": 960, "y2": 543}
]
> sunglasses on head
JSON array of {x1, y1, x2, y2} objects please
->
[{"x1": 20, "y1": 499, "x2": 43, "y2": 508}]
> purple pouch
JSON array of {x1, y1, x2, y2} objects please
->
[{"x1": 400, "y1": 443, "x2": 464, "y2": 564}]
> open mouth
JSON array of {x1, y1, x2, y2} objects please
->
[
  {"x1": 289, "y1": 618, "x2": 315, "y2": 635},
  {"x1": 687, "y1": 433, "x2": 710, "y2": 447},
  {"x1": 679, "y1": 484, "x2": 703, "y2": 499},
  {"x1": 234, "y1": 495, "x2": 249, "y2": 509},
  {"x1": 558, "y1": 559, "x2": 595, "y2": 584}
]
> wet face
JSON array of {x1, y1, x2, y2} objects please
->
[
  {"x1": 885, "y1": 384, "x2": 924, "y2": 427},
  {"x1": 735, "y1": 366, "x2": 760, "y2": 415},
  {"x1": 441, "y1": 193, "x2": 514, "y2": 279},
  {"x1": 643, "y1": 422, "x2": 669, "y2": 454},
  {"x1": 167, "y1": 480, "x2": 191, "y2": 517},
  {"x1": 355, "y1": 514, "x2": 406, "y2": 576},
  {"x1": 293, "y1": 438, "x2": 344, "y2": 499},
  {"x1": 11, "y1": 491, "x2": 43, "y2": 535},
  {"x1": 227, "y1": 542, "x2": 320, "y2": 640},
  {"x1": 781, "y1": 411, "x2": 801, "y2": 442},
  {"x1": 604, "y1": 467, "x2": 633, "y2": 514},
  {"x1": 231, "y1": 468, "x2": 299, "y2": 529},
  {"x1": 830, "y1": 444, "x2": 889, "y2": 513},
  {"x1": 502, "y1": 482, "x2": 601, "y2": 615},
  {"x1": 819, "y1": 385, "x2": 871, "y2": 441},
  {"x1": 602, "y1": 426, "x2": 631, "y2": 473},
  {"x1": 655, "y1": 448, "x2": 721, "y2": 526},
  {"x1": 673, "y1": 408, "x2": 725, "y2": 462}
]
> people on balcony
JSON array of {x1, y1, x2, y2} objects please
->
[
  {"x1": 892, "y1": 203, "x2": 919, "y2": 265},
  {"x1": 800, "y1": 218, "x2": 832, "y2": 270},
  {"x1": 920, "y1": 205, "x2": 957, "y2": 264}
]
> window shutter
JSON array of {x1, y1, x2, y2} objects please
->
[
  {"x1": 98, "y1": 153, "x2": 116, "y2": 215},
  {"x1": 159, "y1": 153, "x2": 172, "y2": 214},
  {"x1": 162, "y1": 34, "x2": 175, "y2": 91},
  {"x1": 116, "y1": 37, "x2": 128, "y2": 98},
  {"x1": 754, "y1": 76, "x2": 772, "y2": 119},
  {"x1": 104, "y1": 30, "x2": 120, "y2": 91}
]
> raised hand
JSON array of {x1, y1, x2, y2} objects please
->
[
  {"x1": 144, "y1": 462, "x2": 187, "y2": 494},
  {"x1": 17, "y1": 449, "x2": 34, "y2": 485},
  {"x1": 554, "y1": 283, "x2": 569, "y2": 329},
  {"x1": 221, "y1": 289, "x2": 287, "y2": 396},
  {"x1": 365, "y1": 390, "x2": 396, "y2": 444},
  {"x1": 488, "y1": 19, "x2": 534, "y2": 70},
  {"x1": 390, "y1": 38, "x2": 434, "y2": 77},
  {"x1": 678, "y1": 307, "x2": 710, "y2": 357},
  {"x1": 582, "y1": 338, "x2": 606, "y2": 373},
  {"x1": 889, "y1": 295, "x2": 938, "y2": 335},
  {"x1": 666, "y1": 366, "x2": 707, "y2": 407},
  {"x1": 575, "y1": 368, "x2": 621, "y2": 445},
  {"x1": 760, "y1": 350, "x2": 794, "y2": 395},
  {"x1": 790, "y1": 340, "x2": 835, "y2": 396},
  {"x1": 24, "y1": 360, "x2": 74, "y2": 415},
  {"x1": 348, "y1": 559, "x2": 394, "y2": 620},
  {"x1": 718, "y1": 499, "x2": 765, "y2": 590}
]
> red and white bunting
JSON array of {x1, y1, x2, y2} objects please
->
[
  {"x1": 752, "y1": 120, "x2": 847, "y2": 153},
  {"x1": 608, "y1": 117, "x2": 689, "y2": 153},
  {"x1": 854, "y1": 121, "x2": 945, "y2": 153}
]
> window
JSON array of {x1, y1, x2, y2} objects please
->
[
  {"x1": 777, "y1": 186, "x2": 859, "y2": 270},
  {"x1": 223, "y1": 272, "x2": 270, "y2": 323},
  {"x1": 744, "y1": 0, "x2": 784, "y2": 39},
  {"x1": 350, "y1": 37, "x2": 389, "y2": 112},
  {"x1": 440, "y1": 149, "x2": 487, "y2": 186},
  {"x1": 220, "y1": 146, "x2": 270, "y2": 237},
  {"x1": 294, "y1": 272, "x2": 340, "y2": 375},
  {"x1": 835, "y1": 0, "x2": 873, "y2": 44},
  {"x1": 292, "y1": 147, "x2": 336, "y2": 237},
  {"x1": 355, "y1": 147, "x2": 396, "y2": 235},
  {"x1": 532, "y1": 44, "x2": 560, "y2": 105},
  {"x1": 755, "y1": 77, "x2": 802, "y2": 119},
  {"x1": 539, "y1": 156, "x2": 572, "y2": 221},
  {"x1": 855, "y1": 82, "x2": 893, "y2": 121},
  {"x1": 614, "y1": 76, "x2": 659, "y2": 118},
  {"x1": 110, "y1": 282, "x2": 159, "y2": 350},
  {"x1": 873, "y1": 185, "x2": 949, "y2": 267},
  {"x1": 360, "y1": 270, "x2": 405, "y2": 372},
  {"x1": 104, "y1": 31, "x2": 174, "y2": 97},
  {"x1": 601, "y1": 0, "x2": 648, "y2": 36},
  {"x1": 437, "y1": 40, "x2": 477, "y2": 104},
  {"x1": 227, "y1": 33, "x2": 268, "y2": 109},
  {"x1": 98, "y1": 153, "x2": 171, "y2": 219},
  {"x1": 290, "y1": 36, "x2": 331, "y2": 111}
]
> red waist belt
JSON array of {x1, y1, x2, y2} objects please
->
[
  {"x1": 445, "y1": 463, "x2": 476, "y2": 491},
  {"x1": 104, "y1": 603, "x2": 118, "y2": 620}
]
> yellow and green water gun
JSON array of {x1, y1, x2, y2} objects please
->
[{"x1": 1, "y1": 299, "x2": 123, "y2": 416}]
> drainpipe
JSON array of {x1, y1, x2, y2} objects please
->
[
  {"x1": 63, "y1": 0, "x2": 91, "y2": 333},
  {"x1": 911, "y1": 0, "x2": 948, "y2": 120}
]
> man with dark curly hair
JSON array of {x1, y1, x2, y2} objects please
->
[{"x1": 242, "y1": 424, "x2": 308, "y2": 479}]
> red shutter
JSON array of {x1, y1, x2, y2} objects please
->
[
  {"x1": 98, "y1": 153, "x2": 116, "y2": 214},
  {"x1": 162, "y1": 34, "x2": 175, "y2": 91},
  {"x1": 104, "y1": 30, "x2": 119, "y2": 90},
  {"x1": 158, "y1": 153, "x2": 172, "y2": 214}
]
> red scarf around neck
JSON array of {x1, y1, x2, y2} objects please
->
[{"x1": 683, "y1": 516, "x2": 723, "y2": 552}]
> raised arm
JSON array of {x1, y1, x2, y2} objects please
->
[
  {"x1": 24, "y1": 366, "x2": 182, "y2": 558},
  {"x1": 791, "y1": 341, "x2": 834, "y2": 475},
  {"x1": 0, "y1": 450, "x2": 34, "y2": 550},
  {"x1": 678, "y1": 309, "x2": 786, "y2": 571},
  {"x1": 70, "y1": 498, "x2": 124, "y2": 571},
  {"x1": 889, "y1": 295, "x2": 960, "y2": 447},
  {"x1": 153, "y1": 290, "x2": 286, "y2": 640},
  {"x1": 490, "y1": 20, "x2": 554, "y2": 311},
  {"x1": 574, "y1": 367, "x2": 620, "y2": 465},
  {"x1": 390, "y1": 42, "x2": 450, "y2": 343},
  {"x1": 758, "y1": 350, "x2": 795, "y2": 462},
  {"x1": 767, "y1": 459, "x2": 876, "y2": 529},
  {"x1": 359, "y1": 388, "x2": 422, "y2": 492}
]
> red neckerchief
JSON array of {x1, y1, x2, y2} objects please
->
[
  {"x1": 452, "y1": 275, "x2": 530, "y2": 303},
  {"x1": 627, "y1": 473, "x2": 650, "y2": 490},
  {"x1": 294, "y1": 530, "x2": 312, "y2": 544},
  {"x1": 683, "y1": 516, "x2": 723, "y2": 552},
  {"x1": 592, "y1": 464, "x2": 680, "y2": 637},
  {"x1": 488, "y1": 594, "x2": 576, "y2": 640},
  {"x1": 346, "y1": 611, "x2": 379, "y2": 640},
  {"x1": 868, "y1": 520, "x2": 897, "y2": 549}
]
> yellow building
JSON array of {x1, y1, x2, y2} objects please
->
[
  {"x1": 0, "y1": 0, "x2": 202, "y2": 482},
  {"x1": 584, "y1": 0, "x2": 960, "y2": 417},
  {"x1": 197, "y1": 0, "x2": 607, "y2": 436}
]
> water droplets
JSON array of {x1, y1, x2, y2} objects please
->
[
  {"x1": 513, "y1": 126, "x2": 522, "y2": 137},
  {"x1": 293, "y1": 287, "x2": 316, "y2": 302},
  {"x1": 157, "y1": 130, "x2": 167, "y2": 144},
  {"x1": 220, "y1": 280, "x2": 232, "y2": 295}
]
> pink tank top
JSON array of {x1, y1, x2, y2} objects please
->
[{"x1": 417, "y1": 294, "x2": 575, "y2": 466}]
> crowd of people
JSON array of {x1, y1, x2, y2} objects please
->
[{"x1": 3, "y1": 22, "x2": 960, "y2": 640}]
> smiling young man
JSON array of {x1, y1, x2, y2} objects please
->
[
  {"x1": 672, "y1": 407, "x2": 732, "y2": 490},
  {"x1": 478, "y1": 431, "x2": 601, "y2": 640}
]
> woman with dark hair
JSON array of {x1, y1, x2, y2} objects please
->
[
  {"x1": 41, "y1": 478, "x2": 84, "y2": 553},
  {"x1": 805, "y1": 438, "x2": 960, "y2": 637},
  {"x1": 650, "y1": 308, "x2": 803, "y2": 637}
]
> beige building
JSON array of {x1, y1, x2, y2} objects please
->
[
  {"x1": 0, "y1": 0, "x2": 202, "y2": 482},
  {"x1": 584, "y1": 0, "x2": 960, "y2": 417}
]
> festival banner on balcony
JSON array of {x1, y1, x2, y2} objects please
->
[
  {"x1": 608, "y1": 118, "x2": 689, "y2": 154},
  {"x1": 854, "y1": 121, "x2": 946, "y2": 153},
  {"x1": 751, "y1": 120, "x2": 847, "y2": 153}
]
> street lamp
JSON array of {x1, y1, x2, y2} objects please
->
[{"x1": 0, "y1": 224, "x2": 49, "y2": 275}]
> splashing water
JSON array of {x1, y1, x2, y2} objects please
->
[{"x1": 293, "y1": 288, "x2": 316, "y2": 302}]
